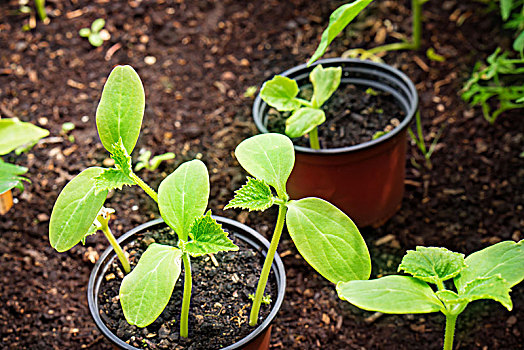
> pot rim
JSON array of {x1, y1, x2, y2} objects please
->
[
  {"x1": 87, "y1": 216, "x2": 286, "y2": 350},
  {"x1": 252, "y1": 58, "x2": 418, "y2": 155}
]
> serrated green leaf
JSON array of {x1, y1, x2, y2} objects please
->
[
  {"x1": 337, "y1": 275, "x2": 444, "y2": 314},
  {"x1": 120, "y1": 244, "x2": 183, "y2": 327},
  {"x1": 286, "y1": 198, "x2": 371, "y2": 283},
  {"x1": 439, "y1": 275, "x2": 513, "y2": 311},
  {"x1": 310, "y1": 65, "x2": 342, "y2": 107},
  {"x1": 454, "y1": 240, "x2": 524, "y2": 292},
  {"x1": 0, "y1": 119, "x2": 49, "y2": 155},
  {"x1": 49, "y1": 167, "x2": 108, "y2": 252},
  {"x1": 398, "y1": 247, "x2": 466, "y2": 285},
  {"x1": 94, "y1": 168, "x2": 134, "y2": 194},
  {"x1": 0, "y1": 160, "x2": 29, "y2": 194},
  {"x1": 285, "y1": 107, "x2": 326, "y2": 138},
  {"x1": 96, "y1": 65, "x2": 145, "y2": 154},
  {"x1": 260, "y1": 76, "x2": 302, "y2": 111},
  {"x1": 158, "y1": 159, "x2": 209, "y2": 241},
  {"x1": 109, "y1": 138, "x2": 133, "y2": 176},
  {"x1": 225, "y1": 177, "x2": 274, "y2": 212},
  {"x1": 91, "y1": 18, "x2": 105, "y2": 33},
  {"x1": 307, "y1": 0, "x2": 374, "y2": 66},
  {"x1": 234, "y1": 133, "x2": 294, "y2": 198},
  {"x1": 88, "y1": 33, "x2": 104, "y2": 47},
  {"x1": 81, "y1": 224, "x2": 98, "y2": 245},
  {"x1": 184, "y1": 211, "x2": 239, "y2": 257}
]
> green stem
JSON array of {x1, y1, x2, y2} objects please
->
[
  {"x1": 180, "y1": 253, "x2": 192, "y2": 338},
  {"x1": 443, "y1": 313, "x2": 458, "y2": 350},
  {"x1": 100, "y1": 222, "x2": 130, "y2": 274},
  {"x1": 249, "y1": 203, "x2": 287, "y2": 326},
  {"x1": 34, "y1": 0, "x2": 48, "y2": 22},
  {"x1": 130, "y1": 172, "x2": 158, "y2": 203},
  {"x1": 308, "y1": 127, "x2": 320, "y2": 150},
  {"x1": 295, "y1": 98, "x2": 314, "y2": 108},
  {"x1": 412, "y1": 0, "x2": 423, "y2": 50}
]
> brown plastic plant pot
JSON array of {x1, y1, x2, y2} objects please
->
[
  {"x1": 253, "y1": 58, "x2": 418, "y2": 227},
  {"x1": 87, "y1": 216, "x2": 286, "y2": 350}
]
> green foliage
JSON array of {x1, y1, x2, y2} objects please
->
[
  {"x1": 260, "y1": 76, "x2": 302, "y2": 111},
  {"x1": 184, "y1": 211, "x2": 239, "y2": 257},
  {"x1": 0, "y1": 118, "x2": 49, "y2": 155},
  {"x1": 96, "y1": 65, "x2": 145, "y2": 154},
  {"x1": 135, "y1": 150, "x2": 175, "y2": 171},
  {"x1": 224, "y1": 177, "x2": 274, "y2": 212},
  {"x1": 79, "y1": 18, "x2": 107, "y2": 47},
  {"x1": 94, "y1": 168, "x2": 134, "y2": 194},
  {"x1": 408, "y1": 111, "x2": 444, "y2": 169},
  {"x1": 335, "y1": 240, "x2": 524, "y2": 350},
  {"x1": 108, "y1": 139, "x2": 133, "y2": 176},
  {"x1": 285, "y1": 108, "x2": 326, "y2": 138},
  {"x1": 462, "y1": 48, "x2": 524, "y2": 123},
  {"x1": 307, "y1": 0, "x2": 374, "y2": 66},
  {"x1": 0, "y1": 160, "x2": 29, "y2": 194}
]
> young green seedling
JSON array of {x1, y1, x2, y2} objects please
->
[
  {"x1": 225, "y1": 133, "x2": 371, "y2": 326},
  {"x1": 335, "y1": 241, "x2": 524, "y2": 350},
  {"x1": 134, "y1": 149, "x2": 175, "y2": 171},
  {"x1": 79, "y1": 18, "x2": 108, "y2": 47}
]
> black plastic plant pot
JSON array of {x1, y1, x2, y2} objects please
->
[
  {"x1": 87, "y1": 216, "x2": 286, "y2": 350},
  {"x1": 253, "y1": 58, "x2": 418, "y2": 227}
]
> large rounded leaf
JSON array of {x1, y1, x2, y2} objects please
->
[
  {"x1": 235, "y1": 133, "x2": 294, "y2": 198},
  {"x1": 0, "y1": 118, "x2": 49, "y2": 155},
  {"x1": 158, "y1": 159, "x2": 209, "y2": 241},
  {"x1": 96, "y1": 65, "x2": 145, "y2": 154},
  {"x1": 49, "y1": 167, "x2": 108, "y2": 252},
  {"x1": 286, "y1": 197, "x2": 371, "y2": 283}
]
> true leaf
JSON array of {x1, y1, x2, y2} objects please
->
[
  {"x1": 454, "y1": 240, "x2": 524, "y2": 292},
  {"x1": 184, "y1": 211, "x2": 239, "y2": 257},
  {"x1": 0, "y1": 119, "x2": 49, "y2": 155},
  {"x1": 96, "y1": 65, "x2": 145, "y2": 154},
  {"x1": 310, "y1": 65, "x2": 342, "y2": 107},
  {"x1": 260, "y1": 76, "x2": 301, "y2": 111},
  {"x1": 109, "y1": 138, "x2": 133, "y2": 176},
  {"x1": 224, "y1": 177, "x2": 274, "y2": 212},
  {"x1": 337, "y1": 275, "x2": 444, "y2": 314},
  {"x1": 0, "y1": 160, "x2": 29, "y2": 194},
  {"x1": 158, "y1": 159, "x2": 209, "y2": 241},
  {"x1": 398, "y1": 247, "x2": 466, "y2": 285},
  {"x1": 438, "y1": 275, "x2": 513, "y2": 311},
  {"x1": 307, "y1": 0, "x2": 374, "y2": 66},
  {"x1": 120, "y1": 244, "x2": 183, "y2": 327},
  {"x1": 234, "y1": 133, "x2": 294, "y2": 198},
  {"x1": 285, "y1": 107, "x2": 326, "y2": 138},
  {"x1": 49, "y1": 167, "x2": 108, "y2": 252},
  {"x1": 94, "y1": 168, "x2": 134, "y2": 194},
  {"x1": 81, "y1": 224, "x2": 98, "y2": 245},
  {"x1": 286, "y1": 198, "x2": 371, "y2": 283}
]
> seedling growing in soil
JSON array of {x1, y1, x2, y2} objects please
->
[
  {"x1": 336, "y1": 241, "x2": 524, "y2": 350},
  {"x1": 408, "y1": 111, "x2": 444, "y2": 169},
  {"x1": 226, "y1": 133, "x2": 371, "y2": 326},
  {"x1": 134, "y1": 149, "x2": 175, "y2": 171},
  {"x1": 79, "y1": 18, "x2": 109, "y2": 47}
]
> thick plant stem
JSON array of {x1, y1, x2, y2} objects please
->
[
  {"x1": 100, "y1": 223, "x2": 130, "y2": 274},
  {"x1": 249, "y1": 204, "x2": 287, "y2": 326},
  {"x1": 180, "y1": 253, "x2": 192, "y2": 338},
  {"x1": 309, "y1": 127, "x2": 320, "y2": 150},
  {"x1": 34, "y1": 0, "x2": 48, "y2": 22},
  {"x1": 443, "y1": 314, "x2": 458, "y2": 350},
  {"x1": 130, "y1": 172, "x2": 158, "y2": 203}
]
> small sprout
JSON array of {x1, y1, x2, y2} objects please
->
[
  {"x1": 135, "y1": 150, "x2": 175, "y2": 172},
  {"x1": 79, "y1": 18, "x2": 109, "y2": 47},
  {"x1": 372, "y1": 130, "x2": 388, "y2": 140},
  {"x1": 408, "y1": 111, "x2": 444, "y2": 169},
  {"x1": 365, "y1": 87, "x2": 378, "y2": 96},
  {"x1": 243, "y1": 86, "x2": 258, "y2": 98},
  {"x1": 248, "y1": 293, "x2": 272, "y2": 305},
  {"x1": 61, "y1": 122, "x2": 75, "y2": 142},
  {"x1": 426, "y1": 48, "x2": 446, "y2": 62}
]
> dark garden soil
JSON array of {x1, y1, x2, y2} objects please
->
[
  {"x1": 99, "y1": 225, "x2": 275, "y2": 349},
  {"x1": 0, "y1": 0, "x2": 522, "y2": 349}
]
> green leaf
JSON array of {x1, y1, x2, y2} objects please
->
[
  {"x1": 438, "y1": 275, "x2": 513, "y2": 311},
  {"x1": 94, "y1": 168, "x2": 134, "y2": 194},
  {"x1": 337, "y1": 275, "x2": 444, "y2": 314},
  {"x1": 285, "y1": 107, "x2": 326, "y2": 138},
  {"x1": 80, "y1": 224, "x2": 98, "y2": 245},
  {"x1": 96, "y1": 65, "x2": 145, "y2": 154},
  {"x1": 500, "y1": 0, "x2": 513, "y2": 21},
  {"x1": 454, "y1": 240, "x2": 524, "y2": 292},
  {"x1": 513, "y1": 31, "x2": 524, "y2": 53},
  {"x1": 158, "y1": 159, "x2": 209, "y2": 241},
  {"x1": 109, "y1": 138, "x2": 133, "y2": 176},
  {"x1": 224, "y1": 177, "x2": 274, "y2": 212},
  {"x1": 307, "y1": 0, "x2": 374, "y2": 66},
  {"x1": 260, "y1": 76, "x2": 302, "y2": 111},
  {"x1": 184, "y1": 211, "x2": 239, "y2": 257},
  {"x1": 234, "y1": 133, "x2": 294, "y2": 198},
  {"x1": 88, "y1": 33, "x2": 104, "y2": 47},
  {"x1": 49, "y1": 167, "x2": 108, "y2": 252},
  {"x1": 286, "y1": 198, "x2": 371, "y2": 283},
  {"x1": 0, "y1": 160, "x2": 29, "y2": 194},
  {"x1": 398, "y1": 247, "x2": 466, "y2": 285},
  {"x1": 149, "y1": 152, "x2": 175, "y2": 170},
  {"x1": 79, "y1": 28, "x2": 91, "y2": 37},
  {"x1": 310, "y1": 65, "x2": 342, "y2": 107},
  {"x1": 0, "y1": 119, "x2": 49, "y2": 155},
  {"x1": 91, "y1": 18, "x2": 105, "y2": 33},
  {"x1": 120, "y1": 244, "x2": 183, "y2": 327}
]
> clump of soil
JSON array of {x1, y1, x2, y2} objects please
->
[
  {"x1": 98, "y1": 225, "x2": 277, "y2": 349},
  {"x1": 266, "y1": 84, "x2": 406, "y2": 148}
]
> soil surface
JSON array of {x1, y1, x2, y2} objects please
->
[
  {"x1": 0, "y1": 0, "x2": 522, "y2": 349},
  {"x1": 98, "y1": 224, "x2": 276, "y2": 349}
]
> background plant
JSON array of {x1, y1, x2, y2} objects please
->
[
  {"x1": 134, "y1": 149, "x2": 175, "y2": 171},
  {"x1": 79, "y1": 18, "x2": 108, "y2": 47},
  {"x1": 408, "y1": 111, "x2": 444, "y2": 169},
  {"x1": 226, "y1": 133, "x2": 371, "y2": 325},
  {"x1": 336, "y1": 241, "x2": 524, "y2": 350}
]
